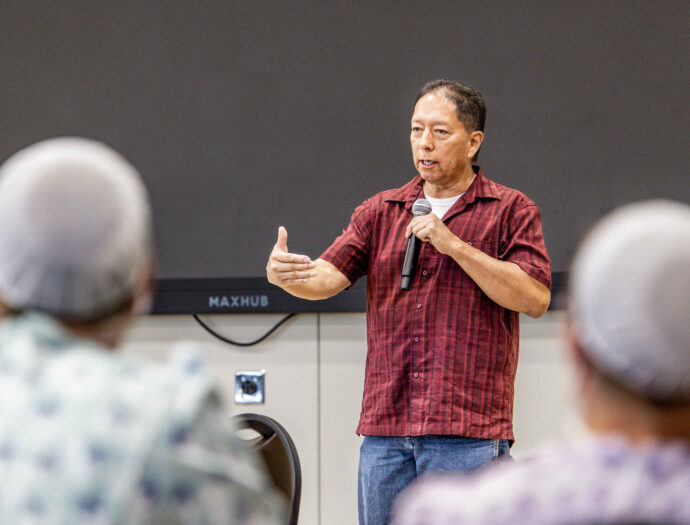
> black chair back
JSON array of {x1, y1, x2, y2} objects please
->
[{"x1": 232, "y1": 413, "x2": 301, "y2": 525}]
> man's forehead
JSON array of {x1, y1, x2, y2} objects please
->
[{"x1": 411, "y1": 93, "x2": 462, "y2": 125}]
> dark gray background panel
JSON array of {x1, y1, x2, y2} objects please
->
[{"x1": 1, "y1": 1, "x2": 688, "y2": 288}]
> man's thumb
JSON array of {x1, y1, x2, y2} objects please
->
[{"x1": 276, "y1": 226, "x2": 288, "y2": 252}]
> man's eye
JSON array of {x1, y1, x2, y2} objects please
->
[
  {"x1": 411, "y1": 127, "x2": 421, "y2": 133},
  {"x1": 436, "y1": 129, "x2": 448, "y2": 135}
]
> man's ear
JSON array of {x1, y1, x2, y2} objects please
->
[
  {"x1": 468, "y1": 131, "x2": 484, "y2": 159},
  {"x1": 132, "y1": 261, "x2": 155, "y2": 316},
  {"x1": 566, "y1": 318, "x2": 597, "y2": 394}
]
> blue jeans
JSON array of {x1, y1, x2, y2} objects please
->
[{"x1": 358, "y1": 435, "x2": 511, "y2": 525}]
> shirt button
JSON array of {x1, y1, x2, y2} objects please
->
[
  {"x1": 414, "y1": 337, "x2": 420, "y2": 342},
  {"x1": 468, "y1": 242, "x2": 473, "y2": 246},
  {"x1": 422, "y1": 270, "x2": 428, "y2": 276},
  {"x1": 416, "y1": 304, "x2": 422, "y2": 309},
  {"x1": 413, "y1": 372, "x2": 419, "y2": 378}
]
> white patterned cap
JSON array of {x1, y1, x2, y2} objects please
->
[
  {"x1": 570, "y1": 200, "x2": 690, "y2": 401},
  {"x1": 0, "y1": 137, "x2": 152, "y2": 320}
]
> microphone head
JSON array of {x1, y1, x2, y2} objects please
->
[{"x1": 412, "y1": 198, "x2": 432, "y2": 216}]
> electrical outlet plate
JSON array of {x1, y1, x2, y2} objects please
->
[{"x1": 234, "y1": 370, "x2": 265, "y2": 404}]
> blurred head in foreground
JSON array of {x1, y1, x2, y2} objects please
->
[
  {"x1": 0, "y1": 137, "x2": 153, "y2": 343},
  {"x1": 391, "y1": 199, "x2": 690, "y2": 525},
  {"x1": 569, "y1": 200, "x2": 690, "y2": 437},
  {"x1": 0, "y1": 138, "x2": 285, "y2": 523}
]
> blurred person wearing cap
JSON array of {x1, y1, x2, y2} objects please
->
[
  {"x1": 0, "y1": 138, "x2": 285, "y2": 524},
  {"x1": 390, "y1": 200, "x2": 690, "y2": 525}
]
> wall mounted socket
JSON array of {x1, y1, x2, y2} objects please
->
[{"x1": 234, "y1": 370, "x2": 265, "y2": 404}]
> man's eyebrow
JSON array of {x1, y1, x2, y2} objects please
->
[{"x1": 410, "y1": 118, "x2": 453, "y2": 126}]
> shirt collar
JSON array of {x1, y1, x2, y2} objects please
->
[
  {"x1": 385, "y1": 166, "x2": 501, "y2": 213},
  {"x1": 2, "y1": 311, "x2": 103, "y2": 352}
]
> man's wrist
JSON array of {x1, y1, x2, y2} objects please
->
[{"x1": 443, "y1": 235, "x2": 468, "y2": 258}]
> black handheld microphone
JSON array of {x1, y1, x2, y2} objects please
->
[{"x1": 401, "y1": 198, "x2": 432, "y2": 290}]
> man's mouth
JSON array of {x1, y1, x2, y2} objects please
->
[{"x1": 420, "y1": 160, "x2": 437, "y2": 167}]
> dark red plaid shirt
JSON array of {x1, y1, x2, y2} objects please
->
[{"x1": 320, "y1": 167, "x2": 551, "y2": 440}]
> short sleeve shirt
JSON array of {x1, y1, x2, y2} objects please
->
[{"x1": 321, "y1": 167, "x2": 551, "y2": 439}]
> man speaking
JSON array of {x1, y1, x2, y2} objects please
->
[{"x1": 266, "y1": 79, "x2": 551, "y2": 525}]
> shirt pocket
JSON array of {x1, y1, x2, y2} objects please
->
[
  {"x1": 464, "y1": 239, "x2": 498, "y2": 258},
  {"x1": 441, "y1": 239, "x2": 499, "y2": 294}
]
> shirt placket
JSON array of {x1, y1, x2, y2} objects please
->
[{"x1": 408, "y1": 247, "x2": 431, "y2": 434}]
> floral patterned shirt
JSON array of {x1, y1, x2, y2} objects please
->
[{"x1": 0, "y1": 312, "x2": 285, "y2": 524}]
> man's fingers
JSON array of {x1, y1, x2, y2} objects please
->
[
  {"x1": 277, "y1": 269, "x2": 317, "y2": 283},
  {"x1": 268, "y1": 260, "x2": 315, "y2": 273},
  {"x1": 276, "y1": 226, "x2": 288, "y2": 252},
  {"x1": 407, "y1": 214, "x2": 444, "y2": 242},
  {"x1": 267, "y1": 228, "x2": 317, "y2": 286},
  {"x1": 271, "y1": 251, "x2": 314, "y2": 265},
  {"x1": 407, "y1": 221, "x2": 426, "y2": 239},
  {"x1": 406, "y1": 215, "x2": 428, "y2": 238}
]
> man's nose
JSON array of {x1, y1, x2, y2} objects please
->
[{"x1": 420, "y1": 130, "x2": 434, "y2": 149}]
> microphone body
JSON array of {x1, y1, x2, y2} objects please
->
[{"x1": 401, "y1": 199, "x2": 432, "y2": 290}]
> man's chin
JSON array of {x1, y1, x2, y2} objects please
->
[{"x1": 419, "y1": 171, "x2": 441, "y2": 183}]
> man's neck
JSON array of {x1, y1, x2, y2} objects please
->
[
  {"x1": 584, "y1": 387, "x2": 690, "y2": 444},
  {"x1": 61, "y1": 314, "x2": 130, "y2": 350},
  {"x1": 423, "y1": 167, "x2": 476, "y2": 199}
]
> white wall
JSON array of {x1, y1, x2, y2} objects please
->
[{"x1": 122, "y1": 310, "x2": 574, "y2": 525}]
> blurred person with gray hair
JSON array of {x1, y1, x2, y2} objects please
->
[
  {"x1": 390, "y1": 200, "x2": 690, "y2": 525},
  {"x1": 0, "y1": 138, "x2": 284, "y2": 524}
]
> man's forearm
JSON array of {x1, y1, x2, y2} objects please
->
[{"x1": 447, "y1": 238, "x2": 550, "y2": 318}]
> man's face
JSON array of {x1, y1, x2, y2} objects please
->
[{"x1": 410, "y1": 92, "x2": 482, "y2": 186}]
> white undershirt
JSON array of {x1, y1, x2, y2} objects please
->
[{"x1": 424, "y1": 192, "x2": 464, "y2": 219}]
